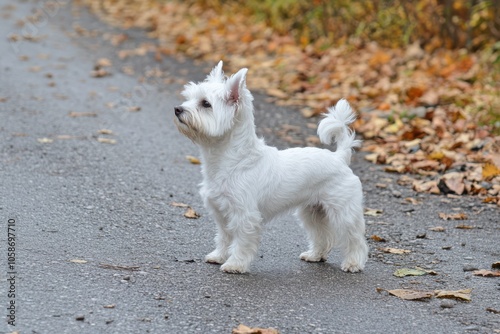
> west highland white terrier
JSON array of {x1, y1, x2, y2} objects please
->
[{"x1": 174, "y1": 61, "x2": 368, "y2": 274}]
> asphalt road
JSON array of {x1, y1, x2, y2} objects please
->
[{"x1": 0, "y1": 1, "x2": 498, "y2": 333}]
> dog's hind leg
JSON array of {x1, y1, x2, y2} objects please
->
[
  {"x1": 324, "y1": 201, "x2": 368, "y2": 273},
  {"x1": 298, "y1": 204, "x2": 334, "y2": 262}
]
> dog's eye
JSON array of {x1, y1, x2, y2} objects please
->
[{"x1": 201, "y1": 100, "x2": 212, "y2": 109}]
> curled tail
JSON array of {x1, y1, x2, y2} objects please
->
[{"x1": 317, "y1": 99, "x2": 361, "y2": 164}]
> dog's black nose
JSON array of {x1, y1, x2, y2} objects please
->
[{"x1": 174, "y1": 106, "x2": 184, "y2": 117}]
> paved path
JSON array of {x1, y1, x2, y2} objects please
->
[{"x1": 0, "y1": 1, "x2": 498, "y2": 333}]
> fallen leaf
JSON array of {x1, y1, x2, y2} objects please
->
[
  {"x1": 435, "y1": 289, "x2": 472, "y2": 301},
  {"x1": 37, "y1": 137, "x2": 53, "y2": 144},
  {"x1": 387, "y1": 289, "x2": 434, "y2": 301},
  {"x1": 91, "y1": 68, "x2": 112, "y2": 78},
  {"x1": 232, "y1": 324, "x2": 280, "y2": 334},
  {"x1": 438, "y1": 212, "x2": 468, "y2": 220},
  {"x1": 455, "y1": 224, "x2": 475, "y2": 229},
  {"x1": 370, "y1": 235, "x2": 387, "y2": 242},
  {"x1": 98, "y1": 129, "x2": 114, "y2": 135},
  {"x1": 414, "y1": 267, "x2": 438, "y2": 275},
  {"x1": 103, "y1": 304, "x2": 116, "y2": 309},
  {"x1": 97, "y1": 137, "x2": 117, "y2": 144},
  {"x1": 492, "y1": 262, "x2": 500, "y2": 269},
  {"x1": 404, "y1": 197, "x2": 421, "y2": 205},
  {"x1": 438, "y1": 172, "x2": 465, "y2": 195},
  {"x1": 378, "y1": 247, "x2": 411, "y2": 254},
  {"x1": 96, "y1": 58, "x2": 112, "y2": 67},
  {"x1": 486, "y1": 307, "x2": 500, "y2": 314},
  {"x1": 69, "y1": 259, "x2": 88, "y2": 264},
  {"x1": 99, "y1": 263, "x2": 140, "y2": 271},
  {"x1": 128, "y1": 106, "x2": 141, "y2": 112},
  {"x1": 483, "y1": 163, "x2": 500, "y2": 180},
  {"x1": 393, "y1": 268, "x2": 428, "y2": 277},
  {"x1": 69, "y1": 111, "x2": 97, "y2": 118},
  {"x1": 184, "y1": 207, "x2": 200, "y2": 219},
  {"x1": 170, "y1": 202, "x2": 189, "y2": 208},
  {"x1": 364, "y1": 208, "x2": 383, "y2": 216},
  {"x1": 429, "y1": 226, "x2": 445, "y2": 232},
  {"x1": 186, "y1": 155, "x2": 201, "y2": 164},
  {"x1": 473, "y1": 269, "x2": 500, "y2": 277}
]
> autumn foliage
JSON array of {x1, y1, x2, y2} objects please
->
[{"x1": 79, "y1": 0, "x2": 500, "y2": 202}]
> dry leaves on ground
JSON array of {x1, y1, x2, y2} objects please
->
[
  {"x1": 438, "y1": 212, "x2": 468, "y2": 220},
  {"x1": 170, "y1": 202, "x2": 201, "y2": 219},
  {"x1": 393, "y1": 268, "x2": 428, "y2": 277},
  {"x1": 378, "y1": 247, "x2": 411, "y2": 254},
  {"x1": 232, "y1": 324, "x2": 280, "y2": 334},
  {"x1": 473, "y1": 269, "x2": 500, "y2": 277},
  {"x1": 78, "y1": 0, "x2": 500, "y2": 201},
  {"x1": 380, "y1": 288, "x2": 472, "y2": 301}
]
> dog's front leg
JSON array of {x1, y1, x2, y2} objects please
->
[
  {"x1": 204, "y1": 201, "x2": 232, "y2": 265},
  {"x1": 220, "y1": 213, "x2": 262, "y2": 274}
]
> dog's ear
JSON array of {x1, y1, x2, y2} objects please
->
[
  {"x1": 226, "y1": 68, "x2": 248, "y2": 105},
  {"x1": 206, "y1": 60, "x2": 224, "y2": 83}
]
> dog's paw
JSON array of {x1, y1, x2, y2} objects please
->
[
  {"x1": 341, "y1": 260, "x2": 364, "y2": 273},
  {"x1": 220, "y1": 262, "x2": 247, "y2": 274},
  {"x1": 205, "y1": 251, "x2": 227, "y2": 265},
  {"x1": 300, "y1": 251, "x2": 326, "y2": 263}
]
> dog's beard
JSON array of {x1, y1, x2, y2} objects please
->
[{"x1": 174, "y1": 112, "x2": 199, "y2": 140}]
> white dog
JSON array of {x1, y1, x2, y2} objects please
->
[{"x1": 174, "y1": 61, "x2": 368, "y2": 274}]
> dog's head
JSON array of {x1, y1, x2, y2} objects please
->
[{"x1": 174, "y1": 61, "x2": 253, "y2": 143}]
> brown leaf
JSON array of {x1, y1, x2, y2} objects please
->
[
  {"x1": 378, "y1": 247, "x2": 411, "y2": 254},
  {"x1": 96, "y1": 58, "x2": 112, "y2": 67},
  {"x1": 69, "y1": 111, "x2": 97, "y2": 118},
  {"x1": 128, "y1": 106, "x2": 141, "y2": 112},
  {"x1": 473, "y1": 269, "x2": 500, "y2": 277},
  {"x1": 232, "y1": 324, "x2": 280, "y2": 334},
  {"x1": 370, "y1": 235, "x2": 387, "y2": 242},
  {"x1": 486, "y1": 307, "x2": 500, "y2": 314},
  {"x1": 184, "y1": 207, "x2": 200, "y2": 219},
  {"x1": 387, "y1": 289, "x2": 434, "y2": 301},
  {"x1": 429, "y1": 226, "x2": 445, "y2": 232},
  {"x1": 99, "y1": 263, "x2": 140, "y2": 271},
  {"x1": 435, "y1": 289, "x2": 472, "y2": 301},
  {"x1": 438, "y1": 212, "x2": 468, "y2": 220},
  {"x1": 492, "y1": 262, "x2": 500, "y2": 269},
  {"x1": 91, "y1": 68, "x2": 111, "y2": 78},
  {"x1": 438, "y1": 172, "x2": 465, "y2": 195},
  {"x1": 455, "y1": 224, "x2": 475, "y2": 229},
  {"x1": 103, "y1": 304, "x2": 116, "y2": 309}
]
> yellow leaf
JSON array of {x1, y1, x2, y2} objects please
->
[
  {"x1": 483, "y1": 163, "x2": 500, "y2": 181},
  {"x1": 186, "y1": 155, "x2": 201, "y2": 164}
]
